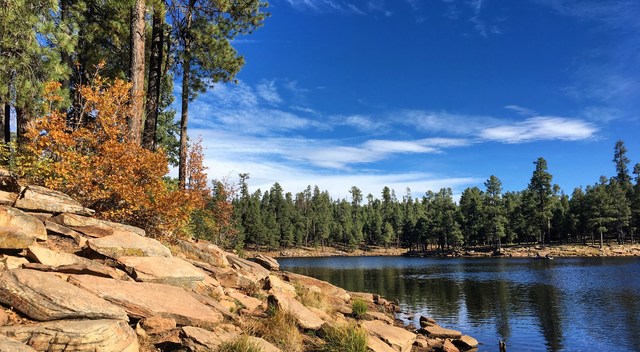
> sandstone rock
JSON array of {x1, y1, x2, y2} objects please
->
[
  {"x1": 362, "y1": 320, "x2": 416, "y2": 352},
  {"x1": 227, "y1": 254, "x2": 270, "y2": 284},
  {"x1": 453, "y1": 335, "x2": 479, "y2": 350},
  {"x1": 0, "y1": 168, "x2": 20, "y2": 194},
  {"x1": 181, "y1": 326, "x2": 238, "y2": 352},
  {"x1": 0, "y1": 319, "x2": 138, "y2": 352},
  {"x1": 27, "y1": 245, "x2": 87, "y2": 267},
  {"x1": 53, "y1": 213, "x2": 145, "y2": 237},
  {"x1": 443, "y1": 339, "x2": 461, "y2": 352},
  {"x1": 253, "y1": 254, "x2": 280, "y2": 271},
  {"x1": 14, "y1": 185, "x2": 94, "y2": 216},
  {"x1": 2, "y1": 256, "x2": 28, "y2": 270},
  {"x1": 188, "y1": 260, "x2": 240, "y2": 287},
  {"x1": 350, "y1": 292, "x2": 375, "y2": 303},
  {"x1": 365, "y1": 311, "x2": 395, "y2": 324},
  {"x1": 426, "y1": 338, "x2": 444, "y2": 350},
  {"x1": 0, "y1": 206, "x2": 47, "y2": 246},
  {"x1": 87, "y1": 232, "x2": 171, "y2": 259},
  {"x1": 0, "y1": 191, "x2": 16, "y2": 206},
  {"x1": 421, "y1": 325, "x2": 462, "y2": 339},
  {"x1": 192, "y1": 275, "x2": 225, "y2": 299},
  {"x1": 0, "y1": 310, "x2": 8, "y2": 326},
  {"x1": 140, "y1": 316, "x2": 176, "y2": 335},
  {"x1": 44, "y1": 221, "x2": 86, "y2": 247},
  {"x1": 265, "y1": 274, "x2": 297, "y2": 296},
  {"x1": 68, "y1": 275, "x2": 223, "y2": 328},
  {"x1": 0, "y1": 335, "x2": 37, "y2": 352},
  {"x1": 246, "y1": 336, "x2": 281, "y2": 352},
  {"x1": 177, "y1": 240, "x2": 229, "y2": 267},
  {"x1": 0, "y1": 269, "x2": 128, "y2": 321},
  {"x1": 367, "y1": 334, "x2": 397, "y2": 352},
  {"x1": 268, "y1": 292, "x2": 324, "y2": 330},
  {"x1": 283, "y1": 272, "x2": 351, "y2": 303},
  {"x1": 23, "y1": 262, "x2": 123, "y2": 280},
  {"x1": 117, "y1": 256, "x2": 205, "y2": 287},
  {"x1": 419, "y1": 316, "x2": 437, "y2": 327},
  {"x1": 0, "y1": 229, "x2": 34, "y2": 250},
  {"x1": 226, "y1": 289, "x2": 263, "y2": 312}
]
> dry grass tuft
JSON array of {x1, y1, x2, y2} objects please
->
[{"x1": 244, "y1": 308, "x2": 305, "y2": 352}]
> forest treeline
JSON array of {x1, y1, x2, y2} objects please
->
[{"x1": 227, "y1": 141, "x2": 640, "y2": 251}]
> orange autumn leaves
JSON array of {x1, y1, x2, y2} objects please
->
[{"x1": 18, "y1": 78, "x2": 220, "y2": 239}]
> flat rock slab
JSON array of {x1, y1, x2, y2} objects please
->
[
  {"x1": 422, "y1": 325, "x2": 462, "y2": 339},
  {"x1": 0, "y1": 206, "x2": 47, "y2": 247},
  {"x1": 117, "y1": 256, "x2": 205, "y2": 287},
  {"x1": 283, "y1": 272, "x2": 351, "y2": 303},
  {"x1": 453, "y1": 335, "x2": 479, "y2": 350},
  {"x1": 68, "y1": 275, "x2": 223, "y2": 329},
  {"x1": 178, "y1": 240, "x2": 229, "y2": 267},
  {"x1": 227, "y1": 254, "x2": 269, "y2": 281},
  {"x1": 367, "y1": 334, "x2": 397, "y2": 352},
  {"x1": 181, "y1": 326, "x2": 238, "y2": 352},
  {"x1": 44, "y1": 221, "x2": 86, "y2": 247},
  {"x1": 226, "y1": 290, "x2": 263, "y2": 312},
  {"x1": 87, "y1": 232, "x2": 171, "y2": 259},
  {"x1": 363, "y1": 320, "x2": 416, "y2": 352},
  {"x1": 253, "y1": 254, "x2": 280, "y2": 271},
  {"x1": 53, "y1": 213, "x2": 145, "y2": 237},
  {"x1": 268, "y1": 292, "x2": 324, "y2": 330},
  {"x1": 246, "y1": 336, "x2": 281, "y2": 352},
  {"x1": 0, "y1": 319, "x2": 138, "y2": 352},
  {"x1": 0, "y1": 335, "x2": 37, "y2": 352},
  {"x1": 0, "y1": 269, "x2": 128, "y2": 321},
  {"x1": 27, "y1": 245, "x2": 90, "y2": 267},
  {"x1": 14, "y1": 185, "x2": 94, "y2": 216},
  {"x1": 0, "y1": 191, "x2": 17, "y2": 206}
]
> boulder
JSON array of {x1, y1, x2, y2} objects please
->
[
  {"x1": 421, "y1": 325, "x2": 462, "y2": 339},
  {"x1": 140, "y1": 316, "x2": 176, "y2": 335},
  {"x1": 0, "y1": 269, "x2": 128, "y2": 321},
  {"x1": 13, "y1": 185, "x2": 94, "y2": 216},
  {"x1": 362, "y1": 320, "x2": 416, "y2": 352},
  {"x1": 453, "y1": 335, "x2": 479, "y2": 351},
  {"x1": 87, "y1": 232, "x2": 171, "y2": 259},
  {"x1": 253, "y1": 254, "x2": 280, "y2": 271},
  {"x1": 268, "y1": 292, "x2": 324, "y2": 330},
  {"x1": 68, "y1": 275, "x2": 224, "y2": 329},
  {"x1": 419, "y1": 316, "x2": 437, "y2": 328},
  {"x1": 367, "y1": 335, "x2": 397, "y2": 352},
  {"x1": 0, "y1": 191, "x2": 16, "y2": 206},
  {"x1": 192, "y1": 275, "x2": 225, "y2": 299},
  {"x1": 226, "y1": 289, "x2": 263, "y2": 312},
  {"x1": 22, "y1": 262, "x2": 124, "y2": 280},
  {"x1": 227, "y1": 254, "x2": 270, "y2": 282},
  {"x1": 0, "y1": 310, "x2": 8, "y2": 326},
  {"x1": 190, "y1": 261, "x2": 241, "y2": 288},
  {"x1": 1, "y1": 256, "x2": 29, "y2": 270},
  {"x1": 177, "y1": 240, "x2": 229, "y2": 267},
  {"x1": 0, "y1": 206, "x2": 47, "y2": 247},
  {"x1": 52, "y1": 213, "x2": 145, "y2": 237},
  {"x1": 117, "y1": 256, "x2": 205, "y2": 287},
  {"x1": 283, "y1": 272, "x2": 351, "y2": 303},
  {"x1": 265, "y1": 274, "x2": 296, "y2": 297},
  {"x1": 0, "y1": 319, "x2": 138, "y2": 352},
  {"x1": 365, "y1": 311, "x2": 395, "y2": 324},
  {"x1": 0, "y1": 335, "x2": 37, "y2": 352},
  {"x1": 181, "y1": 326, "x2": 238, "y2": 352},
  {"x1": 443, "y1": 339, "x2": 461, "y2": 352},
  {"x1": 44, "y1": 221, "x2": 86, "y2": 247}
]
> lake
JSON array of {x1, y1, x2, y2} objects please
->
[{"x1": 278, "y1": 256, "x2": 640, "y2": 352}]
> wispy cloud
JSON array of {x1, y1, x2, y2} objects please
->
[
  {"x1": 255, "y1": 80, "x2": 282, "y2": 105},
  {"x1": 479, "y1": 116, "x2": 597, "y2": 143},
  {"x1": 284, "y1": 0, "x2": 366, "y2": 15},
  {"x1": 504, "y1": 105, "x2": 537, "y2": 116}
]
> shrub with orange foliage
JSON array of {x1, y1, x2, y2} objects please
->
[{"x1": 17, "y1": 78, "x2": 207, "y2": 239}]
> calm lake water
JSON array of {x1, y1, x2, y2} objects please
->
[{"x1": 278, "y1": 256, "x2": 640, "y2": 352}]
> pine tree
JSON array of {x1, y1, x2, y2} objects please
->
[
  {"x1": 459, "y1": 187, "x2": 484, "y2": 246},
  {"x1": 483, "y1": 175, "x2": 506, "y2": 251},
  {"x1": 526, "y1": 157, "x2": 554, "y2": 244}
]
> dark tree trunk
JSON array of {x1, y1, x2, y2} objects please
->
[
  {"x1": 0, "y1": 103, "x2": 6, "y2": 143},
  {"x1": 129, "y1": 0, "x2": 145, "y2": 145},
  {"x1": 60, "y1": 0, "x2": 71, "y2": 92},
  {"x1": 178, "y1": 3, "x2": 194, "y2": 189},
  {"x1": 16, "y1": 107, "x2": 28, "y2": 150},
  {"x1": 143, "y1": 6, "x2": 164, "y2": 150}
]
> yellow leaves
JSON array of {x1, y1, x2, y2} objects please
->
[{"x1": 17, "y1": 75, "x2": 211, "y2": 239}]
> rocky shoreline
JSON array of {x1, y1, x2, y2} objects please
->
[
  {"x1": 249, "y1": 243, "x2": 640, "y2": 259},
  {"x1": 0, "y1": 169, "x2": 478, "y2": 352}
]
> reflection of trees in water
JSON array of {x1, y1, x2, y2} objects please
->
[{"x1": 528, "y1": 283, "x2": 563, "y2": 352}]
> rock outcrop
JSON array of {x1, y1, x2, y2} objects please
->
[
  {"x1": 87, "y1": 232, "x2": 171, "y2": 259},
  {"x1": 14, "y1": 185, "x2": 95, "y2": 216}
]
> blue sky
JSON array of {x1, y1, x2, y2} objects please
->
[{"x1": 185, "y1": 0, "x2": 640, "y2": 200}]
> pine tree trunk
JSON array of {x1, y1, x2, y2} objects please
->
[
  {"x1": 0, "y1": 103, "x2": 7, "y2": 165},
  {"x1": 60, "y1": 0, "x2": 71, "y2": 92},
  {"x1": 129, "y1": 0, "x2": 145, "y2": 145},
  {"x1": 178, "y1": 4, "x2": 194, "y2": 189},
  {"x1": 16, "y1": 107, "x2": 27, "y2": 151},
  {"x1": 143, "y1": 6, "x2": 164, "y2": 150}
]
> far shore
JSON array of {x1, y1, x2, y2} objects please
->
[{"x1": 246, "y1": 243, "x2": 640, "y2": 259}]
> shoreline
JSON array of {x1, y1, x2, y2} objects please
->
[{"x1": 247, "y1": 243, "x2": 640, "y2": 259}]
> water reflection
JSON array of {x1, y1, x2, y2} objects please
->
[{"x1": 280, "y1": 256, "x2": 640, "y2": 352}]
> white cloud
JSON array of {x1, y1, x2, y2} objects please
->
[
  {"x1": 479, "y1": 116, "x2": 597, "y2": 143},
  {"x1": 394, "y1": 110, "x2": 502, "y2": 135},
  {"x1": 283, "y1": 0, "x2": 367, "y2": 15},
  {"x1": 504, "y1": 105, "x2": 537, "y2": 116},
  {"x1": 255, "y1": 80, "x2": 282, "y2": 104}
]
